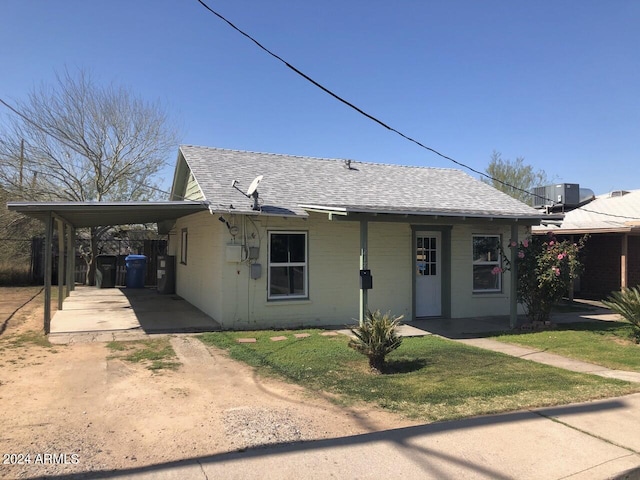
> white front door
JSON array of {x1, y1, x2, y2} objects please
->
[{"x1": 416, "y1": 232, "x2": 441, "y2": 317}]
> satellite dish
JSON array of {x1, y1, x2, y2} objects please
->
[{"x1": 246, "y1": 175, "x2": 263, "y2": 197}]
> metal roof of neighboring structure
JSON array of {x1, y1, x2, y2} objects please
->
[
  {"x1": 535, "y1": 189, "x2": 640, "y2": 234},
  {"x1": 7, "y1": 201, "x2": 209, "y2": 228},
  {"x1": 174, "y1": 145, "x2": 550, "y2": 222}
]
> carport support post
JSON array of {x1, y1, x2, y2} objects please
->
[
  {"x1": 56, "y1": 218, "x2": 64, "y2": 311},
  {"x1": 66, "y1": 225, "x2": 75, "y2": 294},
  {"x1": 43, "y1": 213, "x2": 53, "y2": 334},
  {"x1": 359, "y1": 219, "x2": 368, "y2": 325},
  {"x1": 509, "y1": 223, "x2": 518, "y2": 329}
]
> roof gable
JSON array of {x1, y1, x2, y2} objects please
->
[{"x1": 176, "y1": 145, "x2": 544, "y2": 220}]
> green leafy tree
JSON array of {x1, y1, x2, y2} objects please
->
[
  {"x1": 0, "y1": 68, "x2": 179, "y2": 284},
  {"x1": 602, "y1": 287, "x2": 640, "y2": 343},
  {"x1": 499, "y1": 233, "x2": 586, "y2": 324},
  {"x1": 349, "y1": 310, "x2": 403, "y2": 373},
  {"x1": 484, "y1": 151, "x2": 552, "y2": 205}
]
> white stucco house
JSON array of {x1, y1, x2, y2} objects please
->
[{"x1": 165, "y1": 145, "x2": 550, "y2": 330}]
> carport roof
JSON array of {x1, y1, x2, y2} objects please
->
[{"x1": 7, "y1": 201, "x2": 209, "y2": 228}]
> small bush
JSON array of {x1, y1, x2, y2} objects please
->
[
  {"x1": 499, "y1": 233, "x2": 586, "y2": 324},
  {"x1": 349, "y1": 310, "x2": 403, "y2": 373},
  {"x1": 603, "y1": 287, "x2": 640, "y2": 343}
]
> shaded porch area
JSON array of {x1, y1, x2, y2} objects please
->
[
  {"x1": 50, "y1": 286, "x2": 220, "y2": 335},
  {"x1": 409, "y1": 300, "x2": 619, "y2": 339}
]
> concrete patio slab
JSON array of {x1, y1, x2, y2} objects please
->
[
  {"x1": 51, "y1": 309, "x2": 141, "y2": 333},
  {"x1": 50, "y1": 286, "x2": 220, "y2": 338},
  {"x1": 336, "y1": 322, "x2": 431, "y2": 339},
  {"x1": 411, "y1": 301, "x2": 624, "y2": 340}
]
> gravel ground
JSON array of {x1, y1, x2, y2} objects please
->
[
  {"x1": 223, "y1": 407, "x2": 312, "y2": 450},
  {"x1": 0, "y1": 289, "x2": 415, "y2": 479}
]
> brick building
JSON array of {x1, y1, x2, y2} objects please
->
[{"x1": 534, "y1": 190, "x2": 640, "y2": 299}]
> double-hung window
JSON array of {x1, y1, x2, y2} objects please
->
[
  {"x1": 472, "y1": 235, "x2": 501, "y2": 292},
  {"x1": 268, "y1": 231, "x2": 308, "y2": 299}
]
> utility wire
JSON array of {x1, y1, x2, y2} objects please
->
[
  {"x1": 194, "y1": 0, "x2": 541, "y2": 202},
  {"x1": 0, "y1": 98, "x2": 86, "y2": 157},
  {"x1": 4, "y1": 89, "x2": 640, "y2": 220},
  {"x1": 1, "y1": 14, "x2": 638, "y2": 222},
  {"x1": 194, "y1": 0, "x2": 640, "y2": 222}
]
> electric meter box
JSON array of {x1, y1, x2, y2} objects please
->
[
  {"x1": 225, "y1": 245, "x2": 243, "y2": 263},
  {"x1": 250, "y1": 263, "x2": 262, "y2": 280}
]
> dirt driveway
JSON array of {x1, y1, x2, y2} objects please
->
[{"x1": 0, "y1": 288, "x2": 414, "y2": 479}]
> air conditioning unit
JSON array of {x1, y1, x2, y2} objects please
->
[{"x1": 532, "y1": 184, "x2": 580, "y2": 208}]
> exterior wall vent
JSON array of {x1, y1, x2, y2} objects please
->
[
  {"x1": 532, "y1": 183, "x2": 580, "y2": 208},
  {"x1": 610, "y1": 190, "x2": 629, "y2": 198}
]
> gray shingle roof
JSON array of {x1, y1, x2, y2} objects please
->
[{"x1": 178, "y1": 145, "x2": 544, "y2": 219}]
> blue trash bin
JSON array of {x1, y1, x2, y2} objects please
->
[{"x1": 125, "y1": 254, "x2": 147, "y2": 288}]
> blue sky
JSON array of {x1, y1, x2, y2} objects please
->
[{"x1": 1, "y1": 0, "x2": 638, "y2": 196}]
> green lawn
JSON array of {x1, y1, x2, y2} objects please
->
[
  {"x1": 199, "y1": 330, "x2": 639, "y2": 422},
  {"x1": 491, "y1": 321, "x2": 640, "y2": 372}
]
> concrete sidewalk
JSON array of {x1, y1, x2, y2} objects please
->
[
  {"x1": 410, "y1": 303, "x2": 640, "y2": 384},
  {"x1": 47, "y1": 394, "x2": 640, "y2": 479},
  {"x1": 457, "y1": 337, "x2": 640, "y2": 383}
]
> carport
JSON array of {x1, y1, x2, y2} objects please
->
[{"x1": 7, "y1": 201, "x2": 209, "y2": 333}]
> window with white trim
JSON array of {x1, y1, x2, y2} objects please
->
[
  {"x1": 268, "y1": 231, "x2": 308, "y2": 299},
  {"x1": 472, "y1": 235, "x2": 501, "y2": 292}
]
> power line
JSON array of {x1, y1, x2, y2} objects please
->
[
  {"x1": 0, "y1": 98, "x2": 84, "y2": 156},
  {"x1": 2, "y1": 20, "x2": 638, "y2": 222},
  {"x1": 194, "y1": 0, "x2": 640, "y2": 222},
  {"x1": 4, "y1": 91, "x2": 640, "y2": 221},
  {"x1": 194, "y1": 0, "x2": 541, "y2": 201}
]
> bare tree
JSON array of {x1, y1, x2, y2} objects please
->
[
  {"x1": 0, "y1": 68, "x2": 179, "y2": 283},
  {"x1": 483, "y1": 151, "x2": 553, "y2": 205}
]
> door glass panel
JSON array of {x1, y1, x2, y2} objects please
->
[{"x1": 416, "y1": 236, "x2": 437, "y2": 276}]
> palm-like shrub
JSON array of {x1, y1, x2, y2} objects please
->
[
  {"x1": 349, "y1": 310, "x2": 403, "y2": 373},
  {"x1": 602, "y1": 287, "x2": 640, "y2": 343}
]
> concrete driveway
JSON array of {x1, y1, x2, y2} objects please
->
[{"x1": 50, "y1": 286, "x2": 220, "y2": 339}]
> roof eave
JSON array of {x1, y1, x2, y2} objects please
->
[
  {"x1": 532, "y1": 226, "x2": 640, "y2": 235},
  {"x1": 299, "y1": 204, "x2": 554, "y2": 223},
  {"x1": 7, "y1": 201, "x2": 210, "y2": 228}
]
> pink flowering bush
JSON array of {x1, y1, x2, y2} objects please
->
[{"x1": 499, "y1": 232, "x2": 587, "y2": 324}]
